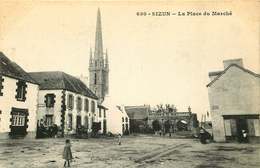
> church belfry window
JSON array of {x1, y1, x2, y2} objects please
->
[
  {"x1": 15, "y1": 81, "x2": 27, "y2": 101},
  {"x1": 0, "y1": 76, "x2": 4, "y2": 96},
  {"x1": 94, "y1": 73, "x2": 97, "y2": 85}
]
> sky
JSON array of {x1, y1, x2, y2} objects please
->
[{"x1": 0, "y1": 0, "x2": 259, "y2": 120}]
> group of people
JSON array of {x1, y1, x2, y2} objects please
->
[{"x1": 37, "y1": 119, "x2": 60, "y2": 138}]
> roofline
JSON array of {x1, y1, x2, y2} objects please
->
[
  {"x1": 0, "y1": 73, "x2": 39, "y2": 85},
  {"x1": 208, "y1": 71, "x2": 223, "y2": 77},
  {"x1": 207, "y1": 64, "x2": 260, "y2": 87},
  {"x1": 29, "y1": 71, "x2": 99, "y2": 100},
  {"x1": 37, "y1": 88, "x2": 98, "y2": 100},
  {"x1": 98, "y1": 104, "x2": 108, "y2": 110}
]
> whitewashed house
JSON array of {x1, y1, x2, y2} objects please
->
[
  {"x1": 102, "y1": 96, "x2": 130, "y2": 135},
  {"x1": 29, "y1": 71, "x2": 104, "y2": 136},
  {"x1": 207, "y1": 59, "x2": 260, "y2": 143},
  {"x1": 0, "y1": 52, "x2": 39, "y2": 139}
]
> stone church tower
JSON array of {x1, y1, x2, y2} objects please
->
[{"x1": 89, "y1": 9, "x2": 109, "y2": 103}]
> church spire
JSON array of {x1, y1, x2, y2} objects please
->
[
  {"x1": 89, "y1": 47, "x2": 93, "y2": 63},
  {"x1": 94, "y1": 8, "x2": 103, "y2": 59}
]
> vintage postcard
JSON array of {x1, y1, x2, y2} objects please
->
[{"x1": 0, "y1": 0, "x2": 259, "y2": 167}]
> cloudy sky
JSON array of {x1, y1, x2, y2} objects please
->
[{"x1": 0, "y1": 0, "x2": 259, "y2": 119}]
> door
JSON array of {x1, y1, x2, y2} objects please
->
[
  {"x1": 76, "y1": 116, "x2": 82, "y2": 131},
  {"x1": 103, "y1": 120, "x2": 107, "y2": 134},
  {"x1": 236, "y1": 118, "x2": 248, "y2": 142}
]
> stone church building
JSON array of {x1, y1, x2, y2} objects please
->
[
  {"x1": 207, "y1": 59, "x2": 260, "y2": 143},
  {"x1": 89, "y1": 8, "x2": 109, "y2": 104}
]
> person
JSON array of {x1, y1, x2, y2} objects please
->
[
  {"x1": 169, "y1": 126, "x2": 173, "y2": 137},
  {"x1": 242, "y1": 130, "x2": 248, "y2": 143},
  {"x1": 118, "y1": 134, "x2": 122, "y2": 145},
  {"x1": 199, "y1": 128, "x2": 207, "y2": 144},
  {"x1": 63, "y1": 139, "x2": 73, "y2": 167}
]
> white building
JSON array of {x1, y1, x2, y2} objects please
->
[
  {"x1": 102, "y1": 96, "x2": 129, "y2": 135},
  {"x1": 0, "y1": 52, "x2": 39, "y2": 139},
  {"x1": 207, "y1": 59, "x2": 260, "y2": 143},
  {"x1": 29, "y1": 71, "x2": 106, "y2": 136}
]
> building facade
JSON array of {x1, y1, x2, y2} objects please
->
[
  {"x1": 102, "y1": 97, "x2": 130, "y2": 135},
  {"x1": 89, "y1": 9, "x2": 109, "y2": 103},
  {"x1": 148, "y1": 106, "x2": 198, "y2": 133},
  {"x1": 29, "y1": 71, "x2": 107, "y2": 136},
  {"x1": 124, "y1": 105, "x2": 150, "y2": 133},
  {"x1": 207, "y1": 59, "x2": 260, "y2": 143},
  {"x1": 0, "y1": 52, "x2": 39, "y2": 139}
]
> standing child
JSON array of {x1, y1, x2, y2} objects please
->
[
  {"x1": 63, "y1": 139, "x2": 73, "y2": 167},
  {"x1": 118, "y1": 134, "x2": 122, "y2": 145}
]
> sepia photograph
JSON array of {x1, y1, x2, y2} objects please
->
[{"x1": 0, "y1": 0, "x2": 259, "y2": 167}]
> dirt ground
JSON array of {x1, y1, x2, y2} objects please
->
[{"x1": 0, "y1": 135, "x2": 259, "y2": 168}]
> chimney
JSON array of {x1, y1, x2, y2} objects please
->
[{"x1": 223, "y1": 58, "x2": 243, "y2": 69}]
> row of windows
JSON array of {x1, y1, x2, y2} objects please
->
[
  {"x1": 0, "y1": 77, "x2": 27, "y2": 102},
  {"x1": 67, "y1": 114, "x2": 94, "y2": 131},
  {"x1": 67, "y1": 94, "x2": 96, "y2": 112},
  {"x1": 45, "y1": 94, "x2": 96, "y2": 113},
  {"x1": 122, "y1": 117, "x2": 128, "y2": 122}
]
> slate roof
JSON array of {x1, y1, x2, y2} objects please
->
[
  {"x1": 29, "y1": 71, "x2": 98, "y2": 99},
  {"x1": 207, "y1": 64, "x2": 260, "y2": 87},
  {"x1": 124, "y1": 106, "x2": 150, "y2": 120},
  {"x1": 0, "y1": 51, "x2": 38, "y2": 84}
]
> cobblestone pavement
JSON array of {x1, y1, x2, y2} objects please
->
[{"x1": 0, "y1": 135, "x2": 259, "y2": 168}]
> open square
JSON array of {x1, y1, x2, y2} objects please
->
[{"x1": 0, "y1": 135, "x2": 259, "y2": 168}]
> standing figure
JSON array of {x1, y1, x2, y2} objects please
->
[
  {"x1": 63, "y1": 139, "x2": 73, "y2": 167},
  {"x1": 242, "y1": 130, "x2": 248, "y2": 143},
  {"x1": 118, "y1": 134, "x2": 122, "y2": 145},
  {"x1": 199, "y1": 128, "x2": 207, "y2": 144}
]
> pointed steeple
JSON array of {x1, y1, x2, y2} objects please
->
[
  {"x1": 105, "y1": 48, "x2": 109, "y2": 68},
  {"x1": 89, "y1": 47, "x2": 93, "y2": 63},
  {"x1": 94, "y1": 8, "x2": 103, "y2": 59}
]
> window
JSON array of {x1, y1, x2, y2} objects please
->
[
  {"x1": 68, "y1": 114, "x2": 72, "y2": 130},
  {"x1": 122, "y1": 117, "x2": 124, "y2": 122},
  {"x1": 77, "y1": 97, "x2": 82, "y2": 111},
  {"x1": 103, "y1": 110, "x2": 106, "y2": 118},
  {"x1": 67, "y1": 94, "x2": 74, "y2": 110},
  {"x1": 99, "y1": 108, "x2": 101, "y2": 117},
  {"x1": 45, "y1": 115, "x2": 53, "y2": 126},
  {"x1": 84, "y1": 116, "x2": 89, "y2": 129},
  {"x1": 16, "y1": 81, "x2": 27, "y2": 101},
  {"x1": 125, "y1": 117, "x2": 128, "y2": 122},
  {"x1": 45, "y1": 94, "x2": 55, "y2": 108},
  {"x1": 11, "y1": 113, "x2": 25, "y2": 126},
  {"x1": 91, "y1": 101, "x2": 95, "y2": 113},
  {"x1": 84, "y1": 99, "x2": 89, "y2": 112},
  {"x1": 0, "y1": 76, "x2": 4, "y2": 96}
]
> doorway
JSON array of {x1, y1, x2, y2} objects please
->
[
  {"x1": 236, "y1": 118, "x2": 248, "y2": 142},
  {"x1": 76, "y1": 116, "x2": 82, "y2": 130}
]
